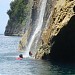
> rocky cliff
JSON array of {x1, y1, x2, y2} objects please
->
[
  {"x1": 5, "y1": 0, "x2": 33, "y2": 36},
  {"x1": 18, "y1": 0, "x2": 53, "y2": 51},
  {"x1": 19, "y1": 0, "x2": 75, "y2": 62},
  {"x1": 5, "y1": 0, "x2": 75, "y2": 61},
  {"x1": 35, "y1": 0, "x2": 75, "y2": 62}
]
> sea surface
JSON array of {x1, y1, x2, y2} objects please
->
[{"x1": 0, "y1": 35, "x2": 75, "y2": 75}]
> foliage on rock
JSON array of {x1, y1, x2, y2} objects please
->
[{"x1": 5, "y1": 0, "x2": 33, "y2": 36}]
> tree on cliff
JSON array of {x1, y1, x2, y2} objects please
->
[{"x1": 4, "y1": 0, "x2": 31, "y2": 36}]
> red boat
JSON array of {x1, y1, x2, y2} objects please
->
[{"x1": 16, "y1": 57, "x2": 23, "y2": 60}]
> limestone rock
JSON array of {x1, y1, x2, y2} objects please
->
[{"x1": 35, "y1": 0, "x2": 75, "y2": 60}]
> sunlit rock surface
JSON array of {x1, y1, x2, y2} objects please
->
[
  {"x1": 36, "y1": 0, "x2": 75, "y2": 62},
  {"x1": 19, "y1": 0, "x2": 75, "y2": 62}
]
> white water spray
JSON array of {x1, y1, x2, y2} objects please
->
[{"x1": 24, "y1": 0, "x2": 47, "y2": 57}]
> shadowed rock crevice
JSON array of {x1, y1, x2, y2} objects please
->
[{"x1": 50, "y1": 14, "x2": 75, "y2": 62}]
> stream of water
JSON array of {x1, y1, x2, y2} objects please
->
[{"x1": 25, "y1": 0, "x2": 47, "y2": 57}]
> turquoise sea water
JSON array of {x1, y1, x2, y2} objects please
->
[{"x1": 0, "y1": 35, "x2": 75, "y2": 75}]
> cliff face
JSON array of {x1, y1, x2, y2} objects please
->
[
  {"x1": 5, "y1": 0, "x2": 75, "y2": 61},
  {"x1": 5, "y1": 0, "x2": 33, "y2": 36},
  {"x1": 35, "y1": 0, "x2": 75, "y2": 61},
  {"x1": 18, "y1": 0, "x2": 41, "y2": 51},
  {"x1": 19, "y1": 0, "x2": 75, "y2": 61},
  {"x1": 18, "y1": 0, "x2": 53, "y2": 51}
]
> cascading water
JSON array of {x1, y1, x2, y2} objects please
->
[{"x1": 24, "y1": 0, "x2": 47, "y2": 57}]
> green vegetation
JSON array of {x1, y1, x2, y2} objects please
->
[
  {"x1": 7, "y1": 0, "x2": 29, "y2": 23},
  {"x1": 5, "y1": 0, "x2": 32, "y2": 36}
]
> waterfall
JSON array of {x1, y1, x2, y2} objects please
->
[{"x1": 24, "y1": 0, "x2": 47, "y2": 57}]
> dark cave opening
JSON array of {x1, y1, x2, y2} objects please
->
[
  {"x1": 49, "y1": 14, "x2": 75, "y2": 62},
  {"x1": 42, "y1": 6, "x2": 75, "y2": 62}
]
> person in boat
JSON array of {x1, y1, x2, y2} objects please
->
[{"x1": 29, "y1": 51, "x2": 32, "y2": 56}]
